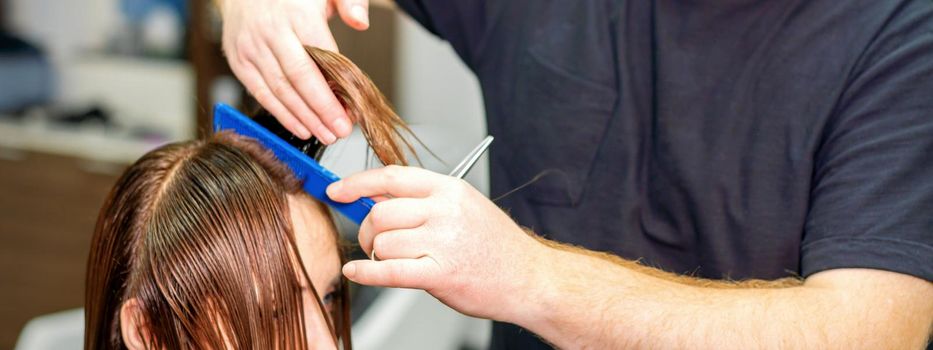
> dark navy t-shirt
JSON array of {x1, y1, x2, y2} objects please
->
[{"x1": 394, "y1": 1, "x2": 933, "y2": 348}]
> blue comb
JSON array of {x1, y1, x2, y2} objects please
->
[{"x1": 212, "y1": 103, "x2": 374, "y2": 224}]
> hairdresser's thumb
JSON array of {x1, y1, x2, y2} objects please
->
[{"x1": 335, "y1": 0, "x2": 369, "y2": 30}]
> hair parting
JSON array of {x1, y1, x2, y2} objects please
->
[{"x1": 86, "y1": 47, "x2": 414, "y2": 349}]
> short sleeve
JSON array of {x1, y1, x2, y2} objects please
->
[
  {"x1": 393, "y1": 0, "x2": 491, "y2": 67},
  {"x1": 801, "y1": 5, "x2": 933, "y2": 281}
]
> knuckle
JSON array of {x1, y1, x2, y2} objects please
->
[
  {"x1": 382, "y1": 165, "x2": 402, "y2": 184},
  {"x1": 372, "y1": 234, "x2": 386, "y2": 254},
  {"x1": 385, "y1": 264, "x2": 403, "y2": 285},
  {"x1": 281, "y1": 59, "x2": 313, "y2": 77},
  {"x1": 270, "y1": 79, "x2": 292, "y2": 99},
  {"x1": 310, "y1": 123, "x2": 331, "y2": 137},
  {"x1": 284, "y1": 119, "x2": 306, "y2": 134},
  {"x1": 232, "y1": 37, "x2": 255, "y2": 62},
  {"x1": 318, "y1": 101, "x2": 347, "y2": 120},
  {"x1": 255, "y1": 19, "x2": 279, "y2": 39},
  {"x1": 227, "y1": 51, "x2": 251, "y2": 69},
  {"x1": 234, "y1": 52, "x2": 251, "y2": 68},
  {"x1": 252, "y1": 88, "x2": 274, "y2": 105},
  {"x1": 359, "y1": 231, "x2": 373, "y2": 253},
  {"x1": 368, "y1": 204, "x2": 386, "y2": 230}
]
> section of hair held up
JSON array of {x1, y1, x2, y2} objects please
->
[{"x1": 305, "y1": 46, "x2": 417, "y2": 166}]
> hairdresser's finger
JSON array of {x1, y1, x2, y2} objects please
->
[
  {"x1": 358, "y1": 198, "x2": 429, "y2": 254},
  {"x1": 327, "y1": 166, "x2": 444, "y2": 202},
  {"x1": 371, "y1": 229, "x2": 429, "y2": 260},
  {"x1": 257, "y1": 38, "x2": 338, "y2": 144},
  {"x1": 232, "y1": 61, "x2": 312, "y2": 139},
  {"x1": 342, "y1": 257, "x2": 441, "y2": 289},
  {"x1": 286, "y1": 13, "x2": 354, "y2": 139},
  {"x1": 368, "y1": 198, "x2": 429, "y2": 232},
  {"x1": 290, "y1": 7, "x2": 339, "y2": 52},
  {"x1": 334, "y1": 0, "x2": 370, "y2": 30}
]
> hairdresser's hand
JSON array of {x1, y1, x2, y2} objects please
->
[
  {"x1": 217, "y1": 0, "x2": 369, "y2": 143},
  {"x1": 327, "y1": 166, "x2": 553, "y2": 322}
]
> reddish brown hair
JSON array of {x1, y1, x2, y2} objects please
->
[
  {"x1": 85, "y1": 47, "x2": 412, "y2": 349},
  {"x1": 306, "y1": 46, "x2": 416, "y2": 166}
]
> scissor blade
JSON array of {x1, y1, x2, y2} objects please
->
[{"x1": 449, "y1": 135, "x2": 495, "y2": 179}]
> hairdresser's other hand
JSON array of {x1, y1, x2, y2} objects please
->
[
  {"x1": 327, "y1": 166, "x2": 552, "y2": 322},
  {"x1": 218, "y1": 0, "x2": 369, "y2": 143}
]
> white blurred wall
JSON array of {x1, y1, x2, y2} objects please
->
[
  {"x1": 393, "y1": 12, "x2": 489, "y2": 195},
  {"x1": 3, "y1": 0, "x2": 194, "y2": 146},
  {"x1": 6, "y1": 0, "x2": 119, "y2": 60}
]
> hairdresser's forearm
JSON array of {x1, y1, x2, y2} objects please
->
[
  {"x1": 510, "y1": 243, "x2": 933, "y2": 349},
  {"x1": 326, "y1": 167, "x2": 932, "y2": 348}
]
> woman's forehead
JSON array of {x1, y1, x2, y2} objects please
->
[
  {"x1": 286, "y1": 194, "x2": 340, "y2": 281},
  {"x1": 287, "y1": 194, "x2": 337, "y2": 242}
]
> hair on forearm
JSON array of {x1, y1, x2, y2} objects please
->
[{"x1": 526, "y1": 230, "x2": 803, "y2": 289}]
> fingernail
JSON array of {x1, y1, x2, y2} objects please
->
[
  {"x1": 342, "y1": 262, "x2": 357, "y2": 278},
  {"x1": 351, "y1": 5, "x2": 368, "y2": 26},
  {"x1": 327, "y1": 181, "x2": 343, "y2": 197},
  {"x1": 296, "y1": 125, "x2": 312, "y2": 140},
  {"x1": 320, "y1": 129, "x2": 337, "y2": 144},
  {"x1": 333, "y1": 117, "x2": 352, "y2": 137}
]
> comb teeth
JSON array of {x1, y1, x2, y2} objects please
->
[{"x1": 252, "y1": 111, "x2": 327, "y2": 161}]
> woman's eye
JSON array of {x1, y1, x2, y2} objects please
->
[{"x1": 322, "y1": 291, "x2": 336, "y2": 305}]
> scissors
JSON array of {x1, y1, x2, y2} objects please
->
[
  {"x1": 448, "y1": 135, "x2": 494, "y2": 179},
  {"x1": 369, "y1": 135, "x2": 493, "y2": 260}
]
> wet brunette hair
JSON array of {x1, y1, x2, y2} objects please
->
[{"x1": 85, "y1": 47, "x2": 412, "y2": 349}]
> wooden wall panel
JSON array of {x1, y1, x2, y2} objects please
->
[{"x1": 0, "y1": 152, "x2": 120, "y2": 349}]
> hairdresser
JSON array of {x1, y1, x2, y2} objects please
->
[{"x1": 219, "y1": 0, "x2": 933, "y2": 348}]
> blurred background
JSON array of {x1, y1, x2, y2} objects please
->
[{"x1": 0, "y1": 0, "x2": 490, "y2": 348}]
